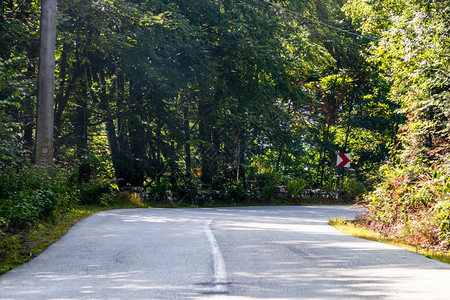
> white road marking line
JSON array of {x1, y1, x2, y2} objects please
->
[{"x1": 205, "y1": 220, "x2": 228, "y2": 294}]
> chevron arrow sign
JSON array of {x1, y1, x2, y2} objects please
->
[{"x1": 337, "y1": 153, "x2": 351, "y2": 168}]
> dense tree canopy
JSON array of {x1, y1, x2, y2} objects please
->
[
  {"x1": 345, "y1": 0, "x2": 450, "y2": 250},
  {"x1": 2, "y1": 0, "x2": 394, "y2": 196}
]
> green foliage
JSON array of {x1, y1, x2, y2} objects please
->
[
  {"x1": 0, "y1": 165, "x2": 117, "y2": 233},
  {"x1": 229, "y1": 181, "x2": 245, "y2": 203},
  {"x1": 0, "y1": 167, "x2": 64, "y2": 232},
  {"x1": 262, "y1": 183, "x2": 277, "y2": 201},
  {"x1": 2, "y1": 0, "x2": 405, "y2": 212},
  {"x1": 77, "y1": 179, "x2": 115, "y2": 205},
  {"x1": 346, "y1": 0, "x2": 450, "y2": 250},
  {"x1": 253, "y1": 172, "x2": 280, "y2": 200},
  {"x1": 285, "y1": 178, "x2": 306, "y2": 197},
  {"x1": 147, "y1": 177, "x2": 172, "y2": 203},
  {"x1": 0, "y1": 190, "x2": 56, "y2": 230},
  {"x1": 435, "y1": 201, "x2": 450, "y2": 246},
  {"x1": 342, "y1": 177, "x2": 367, "y2": 199},
  {"x1": 0, "y1": 57, "x2": 29, "y2": 169}
]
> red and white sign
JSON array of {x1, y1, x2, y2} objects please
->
[{"x1": 337, "y1": 153, "x2": 350, "y2": 168}]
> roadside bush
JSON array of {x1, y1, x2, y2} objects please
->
[
  {"x1": 435, "y1": 201, "x2": 450, "y2": 249},
  {"x1": 78, "y1": 179, "x2": 114, "y2": 205},
  {"x1": 0, "y1": 195, "x2": 38, "y2": 231},
  {"x1": 147, "y1": 177, "x2": 171, "y2": 202},
  {"x1": 342, "y1": 177, "x2": 368, "y2": 199},
  {"x1": 3, "y1": 198, "x2": 37, "y2": 232},
  {"x1": 0, "y1": 166, "x2": 79, "y2": 232},
  {"x1": 1, "y1": 169, "x2": 41, "y2": 231},
  {"x1": 0, "y1": 189, "x2": 57, "y2": 231},
  {"x1": 254, "y1": 172, "x2": 280, "y2": 200},
  {"x1": 286, "y1": 178, "x2": 307, "y2": 198},
  {"x1": 362, "y1": 158, "x2": 450, "y2": 251},
  {"x1": 30, "y1": 190, "x2": 57, "y2": 220},
  {"x1": 230, "y1": 182, "x2": 245, "y2": 202}
]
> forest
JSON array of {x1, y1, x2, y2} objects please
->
[{"x1": 1, "y1": 0, "x2": 449, "y2": 254}]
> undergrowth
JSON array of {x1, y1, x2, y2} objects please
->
[
  {"x1": 0, "y1": 164, "x2": 148, "y2": 275},
  {"x1": 330, "y1": 218, "x2": 450, "y2": 264},
  {"x1": 361, "y1": 159, "x2": 450, "y2": 253}
]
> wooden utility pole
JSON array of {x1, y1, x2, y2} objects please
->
[{"x1": 35, "y1": 0, "x2": 57, "y2": 170}]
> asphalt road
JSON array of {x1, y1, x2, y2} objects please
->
[{"x1": 1, "y1": 206, "x2": 449, "y2": 299}]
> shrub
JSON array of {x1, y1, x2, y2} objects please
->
[
  {"x1": 286, "y1": 178, "x2": 306, "y2": 197},
  {"x1": 435, "y1": 201, "x2": 450, "y2": 248},
  {"x1": 262, "y1": 181, "x2": 276, "y2": 200},
  {"x1": 30, "y1": 190, "x2": 57, "y2": 220},
  {"x1": 78, "y1": 179, "x2": 113, "y2": 205},
  {"x1": 0, "y1": 190, "x2": 58, "y2": 232},
  {"x1": 342, "y1": 177, "x2": 367, "y2": 199},
  {"x1": 154, "y1": 177, "x2": 170, "y2": 202},
  {"x1": 0, "y1": 166, "x2": 79, "y2": 232},
  {"x1": 254, "y1": 172, "x2": 280, "y2": 200},
  {"x1": 1, "y1": 195, "x2": 37, "y2": 231},
  {"x1": 231, "y1": 182, "x2": 245, "y2": 202}
]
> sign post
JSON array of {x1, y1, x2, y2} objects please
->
[
  {"x1": 337, "y1": 153, "x2": 351, "y2": 168},
  {"x1": 35, "y1": 0, "x2": 57, "y2": 172},
  {"x1": 336, "y1": 153, "x2": 350, "y2": 189}
]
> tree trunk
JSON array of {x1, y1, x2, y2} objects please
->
[
  {"x1": 23, "y1": 65, "x2": 36, "y2": 154},
  {"x1": 183, "y1": 104, "x2": 191, "y2": 176},
  {"x1": 97, "y1": 70, "x2": 126, "y2": 187},
  {"x1": 198, "y1": 97, "x2": 216, "y2": 186},
  {"x1": 129, "y1": 118, "x2": 146, "y2": 187},
  {"x1": 75, "y1": 65, "x2": 90, "y2": 181},
  {"x1": 319, "y1": 123, "x2": 330, "y2": 187},
  {"x1": 53, "y1": 43, "x2": 78, "y2": 161}
]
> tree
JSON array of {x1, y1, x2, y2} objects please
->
[
  {"x1": 345, "y1": 0, "x2": 450, "y2": 249},
  {"x1": 2, "y1": 0, "x2": 402, "y2": 205}
]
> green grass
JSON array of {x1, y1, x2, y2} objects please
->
[{"x1": 329, "y1": 219, "x2": 450, "y2": 264}]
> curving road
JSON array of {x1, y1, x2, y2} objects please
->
[{"x1": 1, "y1": 206, "x2": 449, "y2": 299}]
